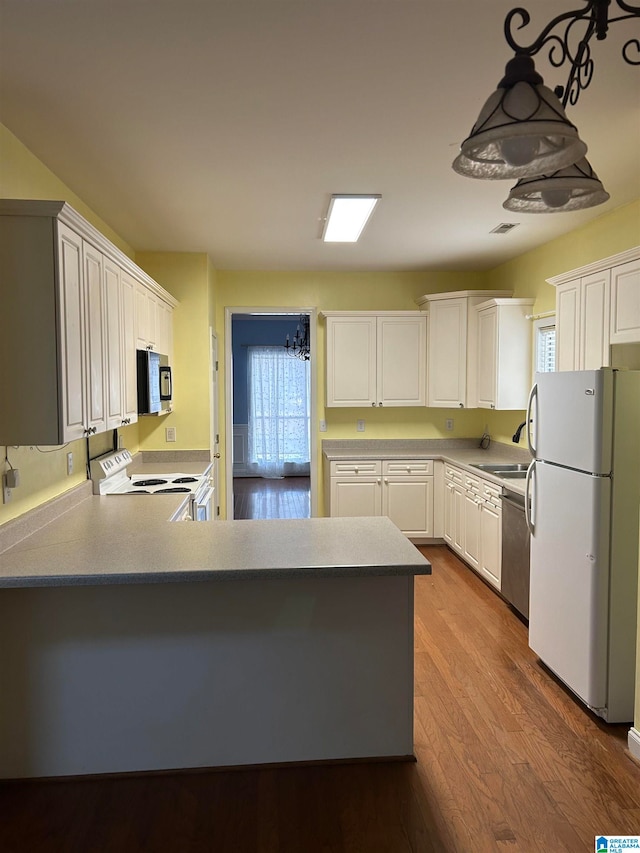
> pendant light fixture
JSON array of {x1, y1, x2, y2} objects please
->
[
  {"x1": 452, "y1": 55, "x2": 587, "y2": 180},
  {"x1": 503, "y1": 158, "x2": 610, "y2": 213},
  {"x1": 453, "y1": 1, "x2": 640, "y2": 211}
]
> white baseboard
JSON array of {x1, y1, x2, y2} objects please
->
[{"x1": 629, "y1": 727, "x2": 640, "y2": 763}]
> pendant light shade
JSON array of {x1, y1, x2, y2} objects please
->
[
  {"x1": 503, "y1": 158, "x2": 610, "y2": 213},
  {"x1": 452, "y1": 55, "x2": 587, "y2": 180}
]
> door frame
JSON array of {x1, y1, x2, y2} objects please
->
[{"x1": 224, "y1": 306, "x2": 318, "y2": 520}]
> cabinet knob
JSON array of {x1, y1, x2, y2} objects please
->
[
  {"x1": 459, "y1": 402, "x2": 464, "y2": 408},
  {"x1": 378, "y1": 402, "x2": 383, "y2": 407},
  {"x1": 371, "y1": 402, "x2": 376, "y2": 407}
]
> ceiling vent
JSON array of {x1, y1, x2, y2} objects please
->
[{"x1": 490, "y1": 222, "x2": 519, "y2": 235}]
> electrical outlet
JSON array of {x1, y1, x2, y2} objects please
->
[
  {"x1": 2, "y1": 475, "x2": 12, "y2": 504},
  {"x1": 67, "y1": 452, "x2": 73, "y2": 475},
  {"x1": 356, "y1": 419, "x2": 365, "y2": 432},
  {"x1": 445, "y1": 418, "x2": 454, "y2": 431},
  {"x1": 319, "y1": 419, "x2": 327, "y2": 432},
  {"x1": 166, "y1": 427, "x2": 177, "y2": 442}
]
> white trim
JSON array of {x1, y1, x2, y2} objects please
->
[
  {"x1": 224, "y1": 306, "x2": 318, "y2": 520},
  {"x1": 629, "y1": 727, "x2": 640, "y2": 763},
  {"x1": 546, "y1": 246, "x2": 640, "y2": 287}
]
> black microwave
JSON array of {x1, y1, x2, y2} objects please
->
[{"x1": 137, "y1": 350, "x2": 172, "y2": 414}]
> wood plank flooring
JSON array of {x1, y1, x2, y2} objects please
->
[
  {"x1": 1, "y1": 544, "x2": 639, "y2": 852},
  {"x1": 233, "y1": 477, "x2": 311, "y2": 519}
]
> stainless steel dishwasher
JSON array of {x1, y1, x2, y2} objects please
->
[{"x1": 501, "y1": 486, "x2": 530, "y2": 620}]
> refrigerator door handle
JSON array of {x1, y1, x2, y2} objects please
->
[
  {"x1": 525, "y1": 460, "x2": 535, "y2": 535},
  {"x1": 526, "y1": 382, "x2": 537, "y2": 457}
]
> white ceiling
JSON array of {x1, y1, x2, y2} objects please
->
[{"x1": 1, "y1": 0, "x2": 639, "y2": 272}]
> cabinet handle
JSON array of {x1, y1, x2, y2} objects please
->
[
  {"x1": 371, "y1": 402, "x2": 376, "y2": 407},
  {"x1": 458, "y1": 403, "x2": 464, "y2": 408},
  {"x1": 384, "y1": 478, "x2": 389, "y2": 484},
  {"x1": 377, "y1": 479, "x2": 381, "y2": 485},
  {"x1": 378, "y1": 402, "x2": 383, "y2": 407},
  {"x1": 490, "y1": 404, "x2": 495, "y2": 409}
]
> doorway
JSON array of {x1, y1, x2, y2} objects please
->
[{"x1": 224, "y1": 307, "x2": 318, "y2": 520}]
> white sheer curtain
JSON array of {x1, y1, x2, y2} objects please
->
[{"x1": 247, "y1": 346, "x2": 311, "y2": 479}]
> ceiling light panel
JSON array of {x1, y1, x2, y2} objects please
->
[{"x1": 322, "y1": 195, "x2": 381, "y2": 242}]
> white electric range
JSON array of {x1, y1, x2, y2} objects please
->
[{"x1": 90, "y1": 449, "x2": 214, "y2": 520}]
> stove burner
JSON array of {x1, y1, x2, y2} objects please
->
[
  {"x1": 172, "y1": 477, "x2": 197, "y2": 484},
  {"x1": 133, "y1": 478, "x2": 168, "y2": 487},
  {"x1": 156, "y1": 487, "x2": 191, "y2": 494},
  {"x1": 128, "y1": 490, "x2": 151, "y2": 494}
]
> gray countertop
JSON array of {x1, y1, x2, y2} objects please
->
[
  {"x1": 0, "y1": 440, "x2": 532, "y2": 589},
  {"x1": 0, "y1": 509, "x2": 429, "y2": 588}
]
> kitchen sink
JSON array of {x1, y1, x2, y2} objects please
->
[
  {"x1": 471, "y1": 462, "x2": 530, "y2": 472},
  {"x1": 499, "y1": 470, "x2": 528, "y2": 479}
]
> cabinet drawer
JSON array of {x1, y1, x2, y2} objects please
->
[
  {"x1": 463, "y1": 473, "x2": 481, "y2": 494},
  {"x1": 482, "y1": 480, "x2": 502, "y2": 504},
  {"x1": 330, "y1": 460, "x2": 381, "y2": 476},
  {"x1": 444, "y1": 465, "x2": 463, "y2": 484},
  {"x1": 383, "y1": 459, "x2": 433, "y2": 476}
]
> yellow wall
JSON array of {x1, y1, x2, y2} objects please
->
[
  {"x1": 0, "y1": 124, "x2": 134, "y2": 257},
  {"x1": 135, "y1": 253, "x2": 214, "y2": 452}
]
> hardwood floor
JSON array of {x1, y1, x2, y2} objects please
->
[
  {"x1": 233, "y1": 476, "x2": 311, "y2": 519},
  {"x1": 2, "y1": 545, "x2": 639, "y2": 852}
]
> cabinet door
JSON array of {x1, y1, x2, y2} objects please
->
[
  {"x1": 104, "y1": 258, "x2": 124, "y2": 429},
  {"x1": 135, "y1": 282, "x2": 158, "y2": 350},
  {"x1": 330, "y1": 477, "x2": 381, "y2": 517},
  {"x1": 57, "y1": 223, "x2": 87, "y2": 441},
  {"x1": 463, "y1": 489, "x2": 481, "y2": 570},
  {"x1": 479, "y1": 501, "x2": 502, "y2": 589},
  {"x1": 121, "y1": 272, "x2": 139, "y2": 425},
  {"x1": 452, "y1": 483, "x2": 465, "y2": 554},
  {"x1": 326, "y1": 317, "x2": 377, "y2": 406},
  {"x1": 383, "y1": 477, "x2": 433, "y2": 536},
  {"x1": 476, "y1": 307, "x2": 497, "y2": 408},
  {"x1": 581, "y1": 270, "x2": 610, "y2": 369},
  {"x1": 377, "y1": 315, "x2": 426, "y2": 406},
  {"x1": 610, "y1": 259, "x2": 640, "y2": 344},
  {"x1": 427, "y1": 298, "x2": 467, "y2": 407},
  {"x1": 82, "y1": 242, "x2": 107, "y2": 435},
  {"x1": 156, "y1": 300, "x2": 173, "y2": 358},
  {"x1": 556, "y1": 281, "x2": 581, "y2": 371}
]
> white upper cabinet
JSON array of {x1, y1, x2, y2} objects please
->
[
  {"x1": 610, "y1": 259, "x2": 640, "y2": 345},
  {"x1": 556, "y1": 271, "x2": 610, "y2": 371},
  {"x1": 475, "y1": 298, "x2": 535, "y2": 410},
  {"x1": 416, "y1": 290, "x2": 513, "y2": 408},
  {"x1": 0, "y1": 200, "x2": 177, "y2": 444},
  {"x1": 550, "y1": 249, "x2": 640, "y2": 371},
  {"x1": 322, "y1": 312, "x2": 426, "y2": 407}
]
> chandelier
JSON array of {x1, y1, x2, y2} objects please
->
[
  {"x1": 452, "y1": 1, "x2": 640, "y2": 213},
  {"x1": 284, "y1": 315, "x2": 310, "y2": 361}
]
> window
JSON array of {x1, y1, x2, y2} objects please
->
[
  {"x1": 534, "y1": 316, "x2": 556, "y2": 374},
  {"x1": 247, "y1": 346, "x2": 311, "y2": 478}
]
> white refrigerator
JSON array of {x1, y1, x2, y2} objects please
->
[{"x1": 525, "y1": 367, "x2": 640, "y2": 723}]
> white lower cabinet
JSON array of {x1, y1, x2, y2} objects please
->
[
  {"x1": 382, "y1": 460, "x2": 434, "y2": 538},
  {"x1": 327, "y1": 459, "x2": 434, "y2": 538},
  {"x1": 444, "y1": 464, "x2": 502, "y2": 590},
  {"x1": 479, "y1": 481, "x2": 502, "y2": 589},
  {"x1": 329, "y1": 461, "x2": 382, "y2": 517}
]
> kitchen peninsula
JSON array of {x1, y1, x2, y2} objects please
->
[{"x1": 0, "y1": 494, "x2": 429, "y2": 780}]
